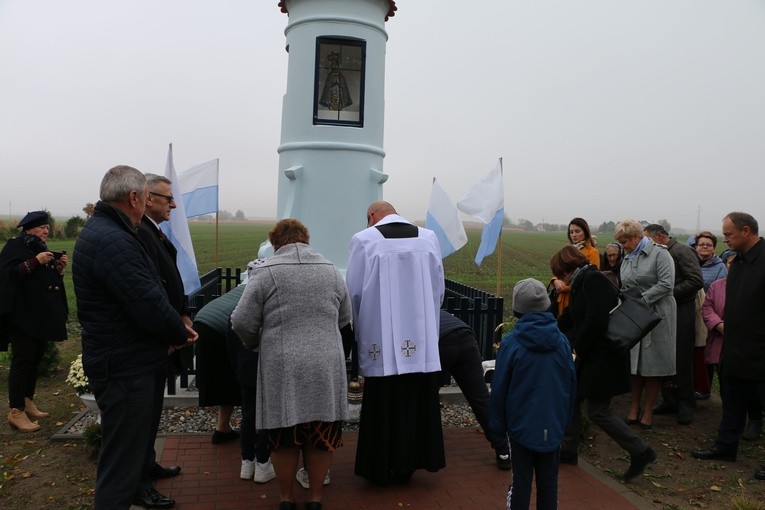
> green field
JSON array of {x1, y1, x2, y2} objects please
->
[{"x1": 49, "y1": 222, "x2": 576, "y2": 329}]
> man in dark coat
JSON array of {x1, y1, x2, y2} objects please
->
[
  {"x1": 692, "y1": 212, "x2": 765, "y2": 481},
  {"x1": 438, "y1": 310, "x2": 510, "y2": 469},
  {"x1": 73, "y1": 165, "x2": 197, "y2": 509},
  {"x1": 136, "y1": 174, "x2": 191, "y2": 485},
  {"x1": 645, "y1": 224, "x2": 703, "y2": 425}
]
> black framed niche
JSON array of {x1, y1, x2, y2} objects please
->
[{"x1": 313, "y1": 37, "x2": 366, "y2": 127}]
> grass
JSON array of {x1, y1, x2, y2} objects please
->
[{"x1": 51, "y1": 222, "x2": 572, "y2": 330}]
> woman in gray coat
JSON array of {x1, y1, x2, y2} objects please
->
[
  {"x1": 615, "y1": 219, "x2": 676, "y2": 429},
  {"x1": 231, "y1": 219, "x2": 352, "y2": 510}
]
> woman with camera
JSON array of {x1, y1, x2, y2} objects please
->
[{"x1": 0, "y1": 211, "x2": 69, "y2": 432}]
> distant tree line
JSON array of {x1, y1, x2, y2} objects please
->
[{"x1": 500, "y1": 215, "x2": 673, "y2": 234}]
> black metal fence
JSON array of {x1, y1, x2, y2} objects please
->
[
  {"x1": 166, "y1": 270, "x2": 505, "y2": 394},
  {"x1": 442, "y1": 280, "x2": 505, "y2": 361}
]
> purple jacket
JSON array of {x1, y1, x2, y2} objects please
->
[{"x1": 701, "y1": 277, "x2": 726, "y2": 364}]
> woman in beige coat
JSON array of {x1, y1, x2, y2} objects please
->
[{"x1": 615, "y1": 219, "x2": 676, "y2": 429}]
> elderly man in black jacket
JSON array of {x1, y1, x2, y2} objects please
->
[
  {"x1": 136, "y1": 174, "x2": 192, "y2": 486},
  {"x1": 692, "y1": 212, "x2": 765, "y2": 481},
  {"x1": 73, "y1": 166, "x2": 197, "y2": 510},
  {"x1": 644, "y1": 224, "x2": 703, "y2": 425}
]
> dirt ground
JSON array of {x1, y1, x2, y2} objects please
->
[
  {"x1": 2, "y1": 340, "x2": 765, "y2": 509},
  {"x1": 580, "y1": 392, "x2": 765, "y2": 509}
]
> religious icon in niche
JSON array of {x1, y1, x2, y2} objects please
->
[
  {"x1": 314, "y1": 37, "x2": 365, "y2": 127},
  {"x1": 319, "y1": 52, "x2": 353, "y2": 111}
]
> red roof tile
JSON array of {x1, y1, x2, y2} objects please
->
[{"x1": 278, "y1": 1, "x2": 397, "y2": 21}]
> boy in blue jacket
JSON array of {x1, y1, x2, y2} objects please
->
[{"x1": 489, "y1": 278, "x2": 576, "y2": 510}]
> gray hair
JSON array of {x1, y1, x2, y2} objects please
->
[
  {"x1": 100, "y1": 165, "x2": 146, "y2": 202},
  {"x1": 614, "y1": 219, "x2": 643, "y2": 240},
  {"x1": 725, "y1": 211, "x2": 759, "y2": 235},
  {"x1": 145, "y1": 173, "x2": 172, "y2": 187}
]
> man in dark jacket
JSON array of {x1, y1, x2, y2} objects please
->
[
  {"x1": 439, "y1": 310, "x2": 510, "y2": 469},
  {"x1": 692, "y1": 212, "x2": 765, "y2": 481},
  {"x1": 136, "y1": 174, "x2": 191, "y2": 484},
  {"x1": 645, "y1": 224, "x2": 703, "y2": 425},
  {"x1": 73, "y1": 165, "x2": 196, "y2": 510}
]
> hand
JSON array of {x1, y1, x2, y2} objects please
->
[
  {"x1": 57, "y1": 254, "x2": 69, "y2": 270},
  {"x1": 183, "y1": 323, "x2": 199, "y2": 347},
  {"x1": 553, "y1": 279, "x2": 566, "y2": 292},
  {"x1": 36, "y1": 252, "x2": 55, "y2": 265},
  {"x1": 716, "y1": 322, "x2": 724, "y2": 335}
]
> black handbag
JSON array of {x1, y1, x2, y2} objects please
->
[{"x1": 606, "y1": 287, "x2": 661, "y2": 352}]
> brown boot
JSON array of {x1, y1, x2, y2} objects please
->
[
  {"x1": 24, "y1": 398, "x2": 49, "y2": 419},
  {"x1": 7, "y1": 408, "x2": 41, "y2": 432}
]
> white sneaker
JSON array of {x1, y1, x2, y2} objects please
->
[
  {"x1": 240, "y1": 459, "x2": 255, "y2": 480},
  {"x1": 253, "y1": 458, "x2": 276, "y2": 483},
  {"x1": 295, "y1": 467, "x2": 330, "y2": 489}
]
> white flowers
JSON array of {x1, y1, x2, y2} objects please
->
[{"x1": 66, "y1": 354, "x2": 91, "y2": 396}]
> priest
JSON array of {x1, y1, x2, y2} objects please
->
[{"x1": 347, "y1": 200, "x2": 445, "y2": 487}]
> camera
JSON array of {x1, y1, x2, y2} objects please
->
[{"x1": 52, "y1": 250, "x2": 66, "y2": 260}]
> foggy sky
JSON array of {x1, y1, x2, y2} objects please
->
[{"x1": 1, "y1": 0, "x2": 763, "y2": 232}]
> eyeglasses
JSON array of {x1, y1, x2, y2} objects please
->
[
  {"x1": 149, "y1": 191, "x2": 175, "y2": 203},
  {"x1": 696, "y1": 243, "x2": 714, "y2": 248}
]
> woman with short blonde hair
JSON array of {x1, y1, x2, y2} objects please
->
[{"x1": 614, "y1": 219, "x2": 677, "y2": 429}]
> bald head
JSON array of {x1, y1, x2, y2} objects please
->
[{"x1": 367, "y1": 201, "x2": 396, "y2": 227}]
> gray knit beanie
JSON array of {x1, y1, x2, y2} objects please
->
[{"x1": 512, "y1": 278, "x2": 551, "y2": 314}]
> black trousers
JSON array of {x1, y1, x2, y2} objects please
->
[
  {"x1": 715, "y1": 375, "x2": 765, "y2": 454},
  {"x1": 7, "y1": 328, "x2": 47, "y2": 409},
  {"x1": 439, "y1": 328, "x2": 507, "y2": 450},
  {"x1": 561, "y1": 398, "x2": 648, "y2": 457},
  {"x1": 92, "y1": 370, "x2": 164, "y2": 510},
  {"x1": 508, "y1": 440, "x2": 559, "y2": 510},
  {"x1": 140, "y1": 369, "x2": 168, "y2": 490},
  {"x1": 661, "y1": 299, "x2": 696, "y2": 412}
]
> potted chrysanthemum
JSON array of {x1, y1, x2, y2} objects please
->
[{"x1": 67, "y1": 354, "x2": 98, "y2": 412}]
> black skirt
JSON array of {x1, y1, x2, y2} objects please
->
[
  {"x1": 354, "y1": 372, "x2": 445, "y2": 484},
  {"x1": 195, "y1": 322, "x2": 242, "y2": 407}
]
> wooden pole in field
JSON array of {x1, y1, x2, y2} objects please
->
[
  {"x1": 496, "y1": 157, "x2": 503, "y2": 297},
  {"x1": 215, "y1": 212, "x2": 220, "y2": 268}
]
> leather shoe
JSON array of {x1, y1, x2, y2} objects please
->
[
  {"x1": 211, "y1": 429, "x2": 239, "y2": 444},
  {"x1": 652, "y1": 402, "x2": 678, "y2": 415},
  {"x1": 677, "y1": 409, "x2": 693, "y2": 426},
  {"x1": 691, "y1": 445, "x2": 736, "y2": 462},
  {"x1": 150, "y1": 464, "x2": 182, "y2": 479},
  {"x1": 133, "y1": 488, "x2": 175, "y2": 509},
  {"x1": 755, "y1": 469, "x2": 765, "y2": 481},
  {"x1": 624, "y1": 446, "x2": 657, "y2": 482}
]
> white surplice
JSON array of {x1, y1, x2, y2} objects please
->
[{"x1": 346, "y1": 214, "x2": 445, "y2": 377}]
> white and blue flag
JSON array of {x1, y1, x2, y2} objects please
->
[
  {"x1": 180, "y1": 159, "x2": 219, "y2": 218},
  {"x1": 160, "y1": 144, "x2": 202, "y2": 294},
  {"x1": 456, "y1": 162, "x2": 505, "y2": 266},
  {"x1": 425, "y1": 178, "x2": 467, "y2": 259}
]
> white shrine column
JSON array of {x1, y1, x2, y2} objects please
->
[{"x1": 269, "y1": 0, "x2": 397, "y2": 270}]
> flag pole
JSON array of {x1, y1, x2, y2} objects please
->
[
  {"x1": 215, "y1": 211, "x2": 220, "y2": 268},
  {"x1": 496, "y1": 157, "x2": 503, "y2": 297},
  {"x1": 214, "y1": 158, "x2": 220, "y2": 268}
]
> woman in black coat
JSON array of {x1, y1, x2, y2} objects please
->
[
  {"x1": 0, "y1": 211, "x2": 68, "y2": 432},
  {"x1": 551, "y1": 246, "x2": 656, "y2": 482}
]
